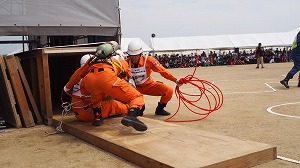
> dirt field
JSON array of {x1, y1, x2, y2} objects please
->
[{"x1": 1, "y1": 62, "x2": 299, "y2": 168}]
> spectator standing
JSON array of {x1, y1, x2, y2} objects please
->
[{"x1": 255, "y1": 43, "x2": 264, "y2": 69}]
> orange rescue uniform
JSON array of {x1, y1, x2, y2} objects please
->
[
  {"x1": 126, "y1": 55, "x2": 177, "y2": 104},
  {"x1": 65, "y1": 56, "x2": 143, "y2": 120},
  {"x1": 71, "y1": 81, "x2": 129, "y2": 122}
]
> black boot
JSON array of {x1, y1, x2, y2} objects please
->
[
  {"x1": 298, "y1": 81, "x2": 300, "y2": 87},
  {"x1": 280, "y1": 74, "x2": 292, "y2": 89},
  {"x1": 136, "y1": 104, "x2": 145, "y2": 116},
  {"x1": 280, "y1": 79, "x2": 289, "y2": 89},
  {"x1": 155, "y1": 102, "x2": 171, "y2": 116},
  {"x1": 92, "y1": 107, "x2": 103, "y2": 126},
  {"x1": 121, "y1": 108, "x2": 147, "y2": 132}
]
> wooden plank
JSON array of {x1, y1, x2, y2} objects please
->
[
  {"x1": 53, "y1": 115, "x2": 276, "y2": 168},
  {"x1": 29, "y1": 58, "x2": 39, "y2": 102},
  {"x1": 36, "y1": 52, "x2": 52, "y2": 125},
  {"x1": 0, "y1": 56, "x2": 22, "y2": 127},
  {"x1": 5, "y1": 56, "x2": 35, "y2": 127},
  {"x1": 15, "y1": 57, "x2": 42, "y2": 124},
  {"x1": 14, "y1": 49, "x2": 43, "y2": 59},
  {"x1": 41, "y1": 54, "x2": 53, "y2": 124},
  {"x1": 36, "y1": 56, "x2": 46, "y2": 122}
]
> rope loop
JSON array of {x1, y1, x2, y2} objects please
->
[
  {"x1": 45, "y1": 107, "x2": 68, "y2": 135},
  {"x1": 165, "y1": 57, "x2": 224, "y2": 122},
  {"x1": 46, "y1": 87, "x2": 92, "y2": 135},
  {"x1": 61, "y1": 102, "x2": 72, "y2": 112}
]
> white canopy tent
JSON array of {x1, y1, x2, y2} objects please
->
[
  {"x1": 227, "y1": 32, "x2": 296, "y2": 49},
  {"x1": 151, "y1": 35, "x2": 234, "y2": 52},
  {"x1": 279, "y1": 27, "x2": 300, "y2": 45},
  {"x1": 0, "y1": 0, "x2": 120, "y2": 36},
  {"x1": 150, "y1": 27, "x2": 300, "y2": 52},
  {"x1": 0, "y1": 0, "x2": 121, "y2": 54}
]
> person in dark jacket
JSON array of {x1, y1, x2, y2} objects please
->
[{"x1": 255, "y1": 43, "x2": 264, "y2": 69}]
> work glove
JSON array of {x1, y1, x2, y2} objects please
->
[
  {"x1": 61, "y1": 86, "x2": 72, "y2": 103},
  {"x1": 63, "y1": 86, "x2": 70, "y2": 92},
  {"x1": 176, "y1": 78, "x2": 187, "y2": 87}
]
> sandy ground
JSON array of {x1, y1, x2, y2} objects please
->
[{"x1": 1, "y1": 62, "x2": 300, "y2": 168}]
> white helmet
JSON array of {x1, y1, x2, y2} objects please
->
[
  {"x1": 127, "y1": 40, "x2": 143, "y2": 56},
  {"x1": 80, "y1": 54, "x2": 92, "y2": 67}
]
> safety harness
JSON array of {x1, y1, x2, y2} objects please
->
[{"x1": 89, "y1": 57, "x2": 127, "y2": 79}]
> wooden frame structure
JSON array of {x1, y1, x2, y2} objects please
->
[{"x1": 14, "y1": 44, "x2": 99, "y2": 126}]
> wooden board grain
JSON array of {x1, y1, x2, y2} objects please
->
[
  {"x1": 15, "y1": 57, "x2": 42, "y2": 124},
  {"x1": 36, "y1": 54, "x2": 53, "y2": 125},
  {"x1": 53, "y1": 115, "x2": 276, "y2": 168},
  {"x1": 5, "y1": 56, "x2": 35, "y2": 127},
  {"x1": 0, "y1": 56, "x2": 22, "y2": 127}
]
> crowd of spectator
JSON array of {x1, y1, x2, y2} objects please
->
[{"x1": 152, "y1": 47, "x2": 292, "y2": 68}]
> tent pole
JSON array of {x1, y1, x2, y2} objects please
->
[{"x1": 151, "y1": 33, "x2": 156, "y2": 57}]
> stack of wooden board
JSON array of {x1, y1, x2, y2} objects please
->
[{"x1": 0, "y1": 55, "x2": 42, "y2": 128}]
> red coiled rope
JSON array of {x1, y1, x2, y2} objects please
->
[{"x1": 165, "y1": 58, "x2": 224, "y2": 122}]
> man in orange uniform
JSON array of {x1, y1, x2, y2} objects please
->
[
  {"x1": 70, "y1": 54, "x2": 130, "y2": 122},
  {"x1": 126, "y1": 40, "x2": 181, "y2": 116},
  {"x1": 64, "y1": 42, "x2": 147, "y2": 131}
]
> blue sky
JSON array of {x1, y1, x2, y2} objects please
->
[
  {"x1": 1, "y1": 0, "x2": 300, "y2": 54},
  {"x1": 120, "y1": 0, "x2": 300, "y2": 45}
]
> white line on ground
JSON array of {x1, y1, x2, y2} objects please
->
[
  {"x1": 266, "y1": 102, "x2": 300, "y2": 119},
  {"x1": 221, "y1": 80, "x2": 277, "y2": 94},
  {"x1": 277, "y1": 156, "x2": 300, "y2": 164},
  {"x1": 267, "y1": 81, "x2": 297, "y2": 84},
  {"x1": 220, "y1": 79, "x2": 275, "y2": 82},
  {"x1": 264, "y1": 83, "x2": 277, "y2": 92},
  {"x1": 224, "y1": 91, "x2": 274, "y2": 95}
]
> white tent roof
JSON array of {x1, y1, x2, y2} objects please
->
[
  {"x1": 121, "y1": 38, "x2": 152, "y2": 52},
  {"x1": 150, "y1": 27, "x2": 300, "y2": 51},
  {"x1": 0, "y1": 0, "x2": 120, "y2": 36},
  {"x1": 227, "y1": 32, "x2": 290, "y2": 48},
  {"x1": 151, "y1": 35, "x2": 234, "y2": 52}
]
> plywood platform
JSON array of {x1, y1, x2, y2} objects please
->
[{"x1": 53, "y1": 115, "x2": 276, "y2": 168}]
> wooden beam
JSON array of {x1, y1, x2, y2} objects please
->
[
  {"x1": 53, "y1": 115, "x2": 276, "y2": 168},
  {"x1": 0, "y1": 56, "x2": 22, "y2": 127},
  {"x1": 36, "y1": 51, "x2": 52, "y2": 125},
  {"x1": 29, "y1": 58, "x2": 40, "y2": 112},
  {"x1": 4, "y1": 56, "x2": 35, "y2": 127},
  {"x1": 15, "y1": 57, "x2": 42, "y2": 124},
  {"x1": 14, "y1": 49, "x2": 43, "y2": 59}
]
